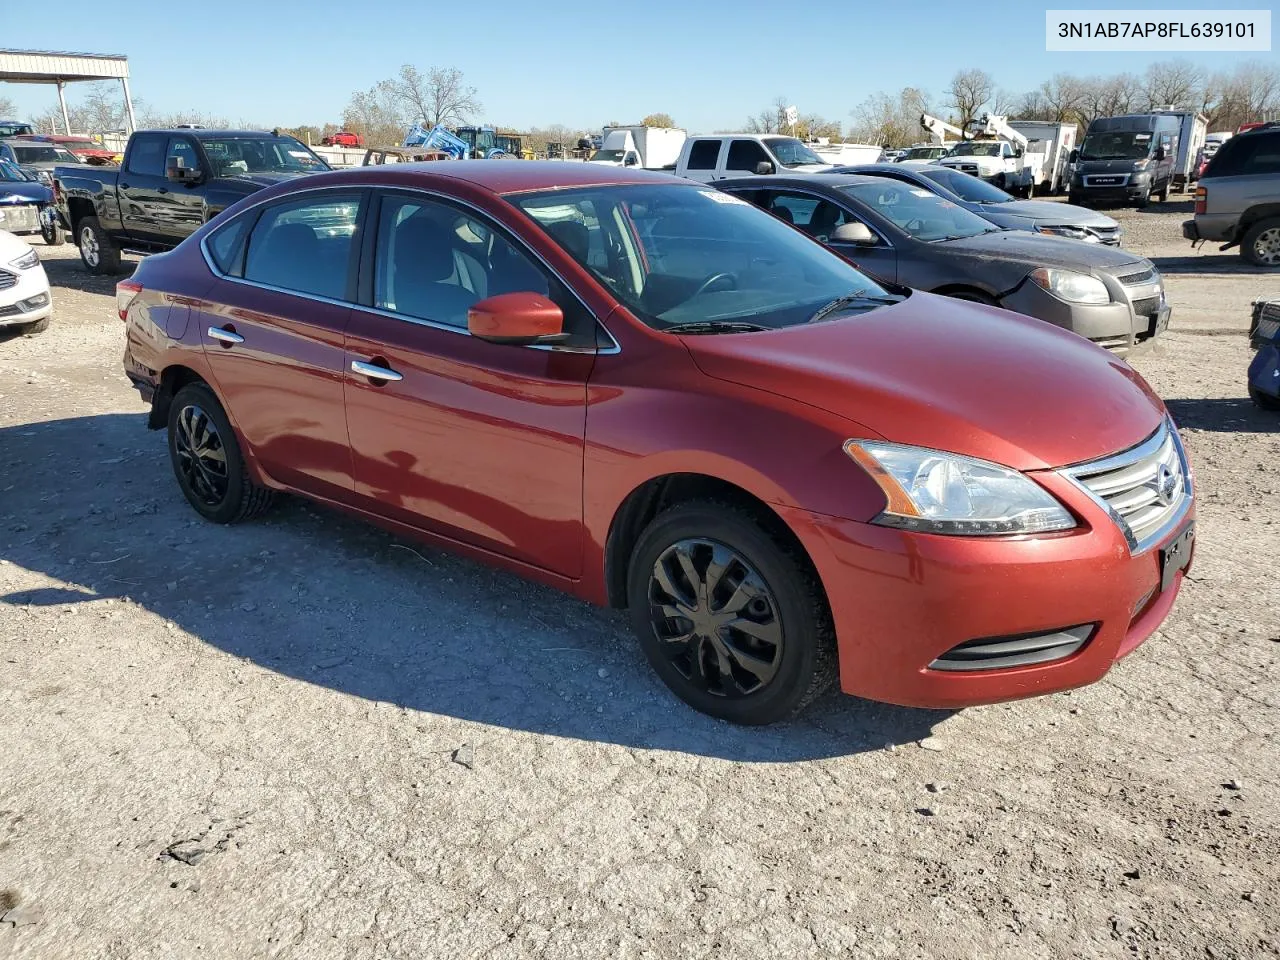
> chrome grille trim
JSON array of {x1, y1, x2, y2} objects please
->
[{"x1": 1060, "y1": 418, "x2": 1193, "y2": 555}]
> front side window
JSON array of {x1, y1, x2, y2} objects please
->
[
  {"x1": 200, "y1": 137, "x2": 330, "y2": 176},
  {"x1": 373, "y1": 194, "x2": 549, "y2": 329},
  {"x1": 726, "y1": 139, "x2": 770, "y2": 172},
  {"x1": 686, "y1": 140, "x2": 721, "y2": 170},
  {"x1": 127, "y1": 135, "x2": 167, "y2": 177},
  {"x1": 841, "y1": 181, "x2": 998, "y2": 242},
  {"x1": 763, "y1": 191, "x2": 852, "y2": 241},
  {"x1": 514, "y1": 183, "x2": 892, "y2": 331},
  {"x1": 166, "y1": 137, "x2": 199, "y2": 172},
  {"x1": 242, "y1": 193, "x2": 361, "y2": 299}
]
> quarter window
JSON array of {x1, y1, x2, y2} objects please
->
[
  {"x1": 686, "y1": 140, "x2": 721, "y2": 170},
  {"x1": 206, "y1": 214, "x2": 252, "y2": 276},
  {"x1": 373, "y1": 194, "x2": 549, "y2": 329},
  {"x1": 242, "y1": 193, "x2": 362, "y2": 300}
]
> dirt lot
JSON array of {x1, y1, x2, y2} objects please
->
[{"x1": 2, "y1": 200, "x2": 1278, "y2": 960}]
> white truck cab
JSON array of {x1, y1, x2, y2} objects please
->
[{"x1": 673, "y1": 134, "x2": 830, "y2": 182}]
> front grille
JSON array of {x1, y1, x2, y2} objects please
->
[
  {"x1": 929, "y1": 625, "x2": 1095, "y2": 672},
  {"x1": 1118, "y1": 267, "x2": 1155, "y2": 285},
  {"x1": 1062, "y1": 420, "x2": 1191, "y2": 554},
  {"x1": 1092, "y1": 226, "x2": 1123, "y2": 246},
  {"x1": 0, "y1": 270, "x2": 16, "y2": 291},
  {"x1": 1130, "y1": 296, "x2": 1161, "y2": 318},
  {"x1": 1084, "y1": 174, "x2": 1129, "y2": 187}
]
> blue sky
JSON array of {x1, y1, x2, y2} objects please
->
[{"x1": 3, "y1": 1, "x2": 1270, "y2": 133}]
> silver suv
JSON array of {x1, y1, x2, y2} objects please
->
[{"x1": 1183, "y1": 124, "x2": 1280, "y2": 267}]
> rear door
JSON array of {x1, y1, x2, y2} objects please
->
[
  {"x1": 682, "y1": 139, "x2": 723, "y2": 182},
  {"x1": 196, "y1": 189, "x2": 365, "y2": 500},
  {"x1": 343, "y1": 189, "x2": 594, "y2": 576},
  {"x1": 118, "y1": 133, "x2": 170, "y2": 243}
]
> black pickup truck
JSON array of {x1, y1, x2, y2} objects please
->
[{"x1": 54, "y1": 129, "x2": 331, "y2": 274}]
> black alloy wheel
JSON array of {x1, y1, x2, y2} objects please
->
[
  {"x1": 648, "y1": 538, "x2": 783, "y2": 698},
  {"x1": 167, "y1": 382, "x2": 274, "y2": 523},
  {"x1": 174, "y1": 403, "x2": 229, "y2": 508}
]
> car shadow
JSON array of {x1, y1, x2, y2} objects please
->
[
  {"x1": 1150, "y1": 255, "x2": 1257, "y2": 276},
  {"x1": 0, "y1": 413, "x2": 951, "y2": 762},
  {"x1": 40, "y1": 249, "x2": 135, "y2": 296},
  {"x1": 1166, "y1": 397, "x2": 1279, "y2": 434}
]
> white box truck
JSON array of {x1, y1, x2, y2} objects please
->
[
  {"x1": 1008, "y1": 120, "x2": 1077, "y2": 195},
  {"x1": 1152, "y1": 110, "x2": 1208, "y2": 192},
  {"x1": 588, "y1": 126, "x2": 687, "y2": 169}
]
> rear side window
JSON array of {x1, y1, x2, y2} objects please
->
[
  {"x1": 206, "y1": 214, "x2": 251, "y2": 276},
  {"x1": 243, "y1": 193, "x2": 362, "y2": 300},
  {"x1": 726, "y1": 139, "x2": 770, "y2": 173},
  {"x1": 686, "y1": 140, "x2": 721, "y2": 170},
  {"x1": 1206, "y1": 133, "x2": 1280, "y2": 177},
  {"x1": 126, "y1": 135, "x2": 167, "y2": 177}
]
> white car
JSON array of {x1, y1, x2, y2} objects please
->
[{"x1": 0, "y1": 229, "x2": 52, "y2": 335}]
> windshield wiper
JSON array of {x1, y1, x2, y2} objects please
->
[
  {"x1": 663, "y1": 320, "x2": 768, "y2": 335},
  {"x1": 806, "y1": 291, "x2": 901, "y2": 324}
]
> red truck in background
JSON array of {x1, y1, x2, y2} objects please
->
[
  {"x1": 49, "y1": 135, "x2": 119, "y2": 165},
  {"x1": 321, "y1": 131, "x2": 364, "y2": 147}
]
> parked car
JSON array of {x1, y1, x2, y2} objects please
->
[
  {"x1": 673, "y1": 134, "x2": 830, "y2": 182},
  {"x1": 1183, "y1": 123, "x2": 1280, "y2": 267},
  {"x1": 1068, "y1": 113, "x2": 1181, "y2": 207},
  {"x1": 1248, "y1": 299, "x2": 1280, "y2": 410},
  {"x1": 897, "y1": 144, "x2": 950, "y2": 165},
  {"x1": 54, "y1": 128, "x2": 331, "y2": 274},
  {"x1": 49, "y1": 135, "x2": 118, "y2": 166},
  {"x1": 719, "y1": 173, "x2": 1167, "y2": 351},
  {"x1": 826, "y1": 163, "x2": 1122, "y2": 245},
  {"x1": 0, "y1": 160, "x2": 63, "y2": 244},
  {"x1": 0, "y1": 120, "x2": 36, "y2": 139},
  {"x1": 322, "y1": 131, "x2": 364, "y2": 147},
  {"x1": 0, "y1": 138, "x2": 81, "y2": 185},
  {"x1": 118, "y1": 162, "x2": 1194, "y2": 724},
  {"x1": 0, "y1": 229, "x2": 52, "y2": 335}
]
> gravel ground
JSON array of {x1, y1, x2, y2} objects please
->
[{"x1": 2, "y1": 202, "x2": 1278, "y2": 960}]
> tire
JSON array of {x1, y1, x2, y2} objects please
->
[
  {"x1": 76, "y1": 216, "x2": 123, "y2": 275},
  {"x1": 1241, "y1": 217, "x2": 1280, "y2": 268},
  {"x1": 1068, "y1": 192, "x2": 1085, "y2": 207},
  {"x1": 41, "y1": 220, "x2": 64, "y2": 245},
  {"x1": 1157, "y1": 179, "x2": 1170, "y2": 202},
  {"x1": 167, "y1": 382, "x2": 274, "y2": 523},
  {"x1": 626, "y1": 500, "x2": 837, "y2": 725},
  {"x1": 1135, "y1": 184, "x2": 1152, "y2": 209},
  {"x1": 1250, "y1": 385, "x2": 1280, "y2": 411},
  {"x1": 19, "y1": 315, "x2": 50, "y2": 336}
]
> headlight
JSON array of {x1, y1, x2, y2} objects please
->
[
  {"x1": 845, "y1": 441, "x2": 1076, "y2": 535},
  {"x1": 1029, "y1": 267, "x2": 1110, "y2": 305},
  {"x1": 1132, "y1": 159, "x2": 1151, "y2": 171},
  {"x1": 1034, "y1": 224, "x2": 1095, "y2": 242},
  {"x1": 9, "y1": 248, "x2": 39, "y2": 270}
]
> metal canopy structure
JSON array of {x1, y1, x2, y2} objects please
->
[{"x1": 0, "y1": 49, "x2": 136, "y2": 134}]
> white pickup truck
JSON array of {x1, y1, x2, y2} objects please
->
[{"x1": 673, "y1": 134, "x2": 830, "y2": 182}]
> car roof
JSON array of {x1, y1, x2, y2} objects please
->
[
  {"x1": 685, "y1": 133, "x2": 793, "y2": 141},
  {"x1": 717, "y1": 173, "x2": 884, "y2": 189},
  {"x1": 276, "y1": 159, "x2": 688, "y2": 195}
]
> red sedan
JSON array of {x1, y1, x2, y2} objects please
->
[{"x1": 117, "y1": 162, "x2": 1195, "y2": 724}]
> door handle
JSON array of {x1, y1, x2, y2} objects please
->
[
  {"x1": 208, "y1": 326, "x2": 244, "y2": 344},
  {"x1": 351, "y1": 359, "x2": 403, "y2": 382}
]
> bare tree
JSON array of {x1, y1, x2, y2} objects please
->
[
  {"x1": 1142, "y1": 60, "x2": 1202, "y2": 110},
  {"x1": 1038, "y1": 73, "x2": 1088, "y2": 123},
  {"x1": 641, "y1": 113, "x2": 675, "y2": 128},
  {"x1": 0, "y1": 96, "x2": 16, "y2": 119},
  {"x1": 849, "y1": 87, "x2": 932, "y2": 147},
  {"x1": 382, "y1": 65, "x2": 480, "y2": 128},
  {"x1": 745, "y1": 96, "x2": 789, "y2": 134},
  {"x1": 947, "y1": 68, "x2": 994, "y2": 131},
  {"x1": 991, "y1": 88, "x2": 1018, "y2": 116},
  {"x1": 343, "y1": 84, "x2": 405, "y2": 146}
]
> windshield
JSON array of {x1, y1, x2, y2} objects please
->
[
  {"x1": 513, "y1": 184, "x2": 891, "y2": 331},
  {"x1": 919, "y1": 167, "x2": 1013, "y2": 203},
  {"x1": 0, "y1": 159, "x2": 35, "y2": 182},
  {"x1": 770, "y1": 138, "x2": 825, "y2": 167},
  {"x1": 1079, "y1": 131, "x2": 1154, "y2": 161},
  {"x1": 201, "y1": 137, "x2": 331, "y2": 175},
  {"x1": 590, "y1": 149, "x2": 625, "y2": 162},
  {"x1": 11, "y1": 145, "x2": 75, "y2": 164},
  {"x1": 903, "y1": 147, "x2": 946, "y2": 160},
  {"x1": 946, "y1": 142, "x2": 1002, "y2": 157},
  {"x1": 841, "y1": 181, "x2": 998, "y2": 241},
  {"x1": 0, "y1": 123, "x2": 35, "y2": 138}
]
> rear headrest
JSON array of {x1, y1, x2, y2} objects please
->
[{"x1": 394, "y1": 214, "x2": 456, "y2": 281}]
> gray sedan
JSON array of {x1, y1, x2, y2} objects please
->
[
  {"x1": 716, "y1": 174, "x2": 1166, "y2": 352},
  {"x1": 825, "y1": 163, "x2": 1123, "y2": 246}
]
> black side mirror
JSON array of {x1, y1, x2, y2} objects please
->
[
  {"x1": 754, "y1": 160, "x2": 775, "y2": 175},
  {"x1": 1154, "y1": 147, "x2": 1166, "y2": 161},
  {"x1": 1069, "y1": 149, "x2": 1079, "y2": 164},
  {"x1": 166, "y1": 158, "x2": 202, "y2": 183},
  {"x1": 624, "y1": 154, "x2": 638, "y2": 167},
  {"x1": 1013, "y1": 147, "x2": 1024, "y2": 158}
]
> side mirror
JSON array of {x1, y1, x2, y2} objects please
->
[
  {"x1": 1013, "y1": 147, "x2": 1024, "y2": 158},
  {"x1": 754, "y1": 160, "x2": 775, "y2": 175},
  {"x1": 829, "y1": 222, "x2": 877, "y2": 246},
  {"x1": 624, "y1": 154, "x2": 638, "y2": 167},
  {"x1": 166, "y1": 159, "x2": 202, "y2": 183},
  {"x1": 468, "y1": 292, "x2": 567, "y2": 345},
  {"x1": 1069, "y1": 149, "x2": 1079, "y2": 164},
  {"x1": 1154, "y1": 147, "x2": 1166, "y2": 161}
]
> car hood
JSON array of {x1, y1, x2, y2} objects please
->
[
  {"x1": 940, "y1": 229, "x2": 1143, "y2": 271},
  {"x1": 974, "y1": 199, "x2": 1118, "y2": 228},
  {"x1": 0, "y1": 181, "x2": 52, "y2": 203},
  {"x1": 681, "y1": 292, "x2": 1165, "y2": 471},
  {"x1": 782, "y1": 163, "x2": 832, "y2": 173}
]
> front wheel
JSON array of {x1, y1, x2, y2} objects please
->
[
  {"x1": 1157, "y1": 179, "x2": 1170, "y2": 202},
  {"x1": 168, "y1": 382, "x2": 275, "y2": 523},
  {"x1": 1242, "y1": 217, "x2": 1280, "y2": 268},
  {"x1": 19, "y1": 315, "x2": 51, "y2": 336},
  {"x1": 41, "y1": 220, "x2": 64, "y2": 245},
  {"x1": 626, "y1": 501, "x2": 837, "y2": 725}
]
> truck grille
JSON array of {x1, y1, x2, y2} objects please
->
[
  {"x1": 1061, "y1": 419, "x2": 1191, "y2": 554},
  {"x1": 0, "y1": 270, "x2": 17, "y2": 291}
]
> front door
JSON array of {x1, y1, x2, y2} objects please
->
[
  {"x1": 344, "y1": 191, "x2": 593, "y2": 577},
  {"x1": 156, "y1": 135, "x2": 208, "y2": 243},
  {"x1": 760, "y1": 189, "x2": 899, "y2": 284},
  {"x1": 197, "y1": 189, "x2": 365, "y2": 500},
  {"x1": 118, "y1": 132, "x2": 170, "y2": 243}
]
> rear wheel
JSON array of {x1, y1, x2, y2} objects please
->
[
  {"x1": 77, "y1": 216, "x2": 122, "y2": 275},
  {"x1": 167, "y1": 382, "x2": 275, "y2": 524},
  {"x1": 1241, "y1": 218, "x2": 1280, "y2": 268},
  {"x1": 626, "y1": 501, "x2": 837, "y2": 725},
  {"x1": 1250, "y1": 384, "x2": 1280, "y2": 411}
]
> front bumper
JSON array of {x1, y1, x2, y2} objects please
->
[
  {"x1": 780, "y1": 474, "x2": 1194, "y2": 709},
  {"x1": 1183, "y1": 214, "x2": 1236, "y2": 244},
  {"x1": 0, "y1": 203, "x2": 42, "y2": 235},
  {"x1": 998, "y1": 280, "x2": 1167, "y2": 351},
  {"x1": 1069, "y1": 181, "x2": 1150, "y2": 204},
  {"x1": 0, "y1": 261, "x2": 53, "y2": 326}
]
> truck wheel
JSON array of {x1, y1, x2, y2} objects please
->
[
  {"x1": 41, "y1": 220, "x2": 65, "y2": 246},
  {"x1": 1157, "y1": 179, "x2": 1170, "y2": 202},
  {"x1": 1242, "y1": 218, "x2": 1280, "y2": 268},
  {"x1": 1135, "y1": 184, "x2": 1152, "y2": 209},
  {"x1": 77, "y1": 216, "x2": 123, "y2": 275}
]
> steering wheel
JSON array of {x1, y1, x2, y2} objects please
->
[{"x1": 692, "y1": 272, "x2": 738, "y2": 298}]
